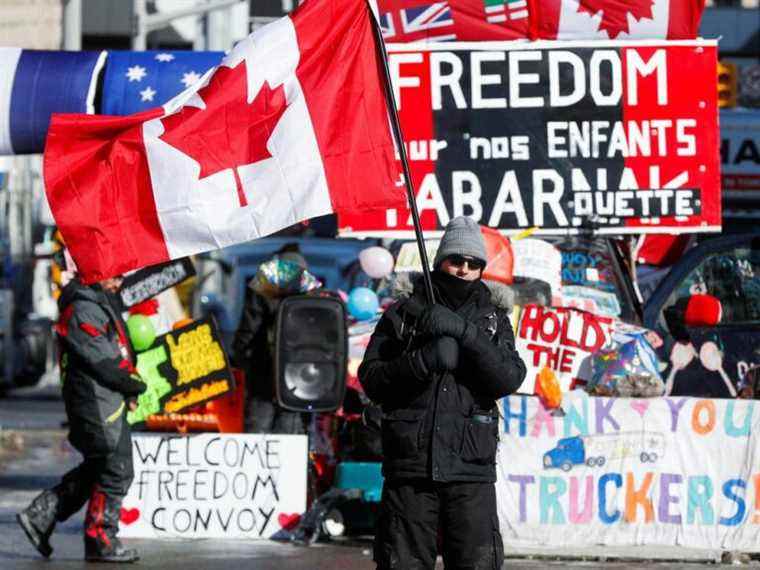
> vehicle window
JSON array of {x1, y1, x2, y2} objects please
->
[{"x1": 663, "y1": 246, "x2": 760, "y2": 325}]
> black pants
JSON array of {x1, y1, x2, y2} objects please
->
[
  {"x1": 56, "y1": 418, "x2": 134, "y2": 522},
  {"x1": 374, "y1": 479, "x2": 504, "y2": 570}
]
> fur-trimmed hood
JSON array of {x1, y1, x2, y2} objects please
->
[{"x1": 390, "y1": 272, "x2": 514, "y2": 311}]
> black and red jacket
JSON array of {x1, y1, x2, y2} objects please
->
[{"x1": 56, "y1": 278, "x2": 145, "y2": 455}]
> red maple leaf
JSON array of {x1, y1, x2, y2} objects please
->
[
  {"x1": 577, "y1": 0, "x2": 655, "y2": 39},
  {"x1": 160, "y1": 62, "x2": 288, "y2": 207}
]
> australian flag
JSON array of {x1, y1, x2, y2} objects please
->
[
  {"x1": 380, "y1": 1, "x2": 456, "y2": 42},
  {"x1": 101, "y1": 50, "x2": 224, "y2": 116}
]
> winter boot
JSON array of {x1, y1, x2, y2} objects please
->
[
  {"x1": 84, "y1": 487, "x2": 138, "y2": 563},
  {"x1": 16, "y1": 489, "x2": 59, "y2": 558}
]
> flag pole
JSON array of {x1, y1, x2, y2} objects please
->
[{"x1": 366, "y1": 2, "x2": 436, "y2": 305}]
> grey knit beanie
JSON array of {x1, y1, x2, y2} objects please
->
[{"x1": 433, "y1": 216, "x2": 488, "y2": 268}]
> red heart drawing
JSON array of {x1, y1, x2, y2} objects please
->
[
  {"x1": 278, "y1": 513, "x2": 301, "y2": 531},
  {"x1": 630, "y1": 400, "x2": 650, "y2": 418},
  {"x1": 119, "y1": 507, "x2": 140, "y2": 525}
]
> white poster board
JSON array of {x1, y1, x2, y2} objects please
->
[
  {"x1": 120, "y1": 433, "x2": 307, "y2": 539},
  {"x1": 497, "y1": 392, "x2": 760, "y2": 551}
]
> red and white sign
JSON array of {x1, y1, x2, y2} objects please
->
[
  {"x1": 44, "y1": 0, "x2": 403, "y2": 283},
  {"x1": 515, "y1": 304, "x2": 615, "y2": 393},
  {"x1": 340, "y1": 40, "x2": 720, "y2": 237}
]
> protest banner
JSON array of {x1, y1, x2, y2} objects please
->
[
  {"x1": 120, "y1": 433, "x2": 307, "y2": 539},
  {"x1": 340, "y1": 40, "x2": 720, "y2": 237},
  {"x1": 117, "y1": 258, "x2": 196, "y2": 310},
  {"x1": 127, "y1": 316, "x2": 234, "y2": 426},
  {"x1": 497, "y1": 393, "x2": 760, "y2": 550}
]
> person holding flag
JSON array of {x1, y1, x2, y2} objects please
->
[{"x1": 359, "y1": 216, "x2": 526, "y2": 569}]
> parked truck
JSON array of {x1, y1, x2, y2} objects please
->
[
  {"x1": 0, "y1": 158, "x2": 57, "y2": 392},
  {"x1": 543, "y1": 431, "x2": 665, "y2": 471}
]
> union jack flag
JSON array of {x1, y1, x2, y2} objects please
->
[{"x1": 380, "y1": 1, "x2": 456, "y2": 42}]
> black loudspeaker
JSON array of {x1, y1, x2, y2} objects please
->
[{"x1": 275, "y1": 295, "x2": 347, "y2": 412}]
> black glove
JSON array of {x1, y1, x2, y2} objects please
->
[
  {"x1": 122, "y1": 374, "x2": 147, "y2": 397},
  {"x1": 419, "y1": 336, "x2": 459, "y2": 373},
  {"x1": 417, "y1": 304, "x2": 467, "y2": 339}
]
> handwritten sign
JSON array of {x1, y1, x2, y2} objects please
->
[
  {"x1": 120, "y1": 434, "x2": 307, "y2": 539},
  {"x1": 128, "y1": 317, "x2": 234, "y2": 425},
  {"x1": 497, "y1": 393, "x2": 760, "y2": 551},
  {"x1": 118, "y1": 258, "x2": 195, "y2": 309},
  {"x1": 511, "y1": 238, "x2": 562, "y2": 298},
  {"x1": 515, "y1": 304, "x2": 615, "y2": 393}
]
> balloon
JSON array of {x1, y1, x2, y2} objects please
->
[
  {"x1": 359, "y1": 247, "x2": 394, "y2": 279},
  {"x1": 347, "y1": 287, "x2": 379, "y2": 321},
  {"x1": 535, "y1": 366, "x2": 562, "y2": 409},
  {"x1": 127, "y1": 314, "x2": 156, "y2": 352}
]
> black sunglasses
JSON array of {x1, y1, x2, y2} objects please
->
[{"x1": 445, "y1": 255, "x2": 485, "y2": 271}]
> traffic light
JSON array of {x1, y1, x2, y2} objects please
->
[{"x1": 717, "y1": 61, "x2": 738, "y2": 109}]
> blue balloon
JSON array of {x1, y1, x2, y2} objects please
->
[{"x1": 347, "y1": 287, "x2": 379, "y2": 320}]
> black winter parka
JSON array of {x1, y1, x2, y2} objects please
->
[
  {"x1": 231, "y1": 286, "x2": 280, "y2": 399},
  {"x1": 56, "y1": 279, "x2": 145, "y2": 456},
  {"x1": 359, "y1": 275, "x2": 526, "y2": 483}
]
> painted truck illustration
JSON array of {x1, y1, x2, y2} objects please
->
[{"x1": 543, "y1": 432, "x2": 666, "y2": 471}]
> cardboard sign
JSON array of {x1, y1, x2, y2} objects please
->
[
  {"x1": 498, "y1": 393, "x2": 760, "y2": 551},
  {"x1": 118, "y1": 258, "x2": 195, "y2": 309},
  {"x1": 120, "y1": 434, "x2": 307, "y2": 539},
  {"x1": 515, "y1": 304, "x2": 615, "y2": 393},
  {"x1": 127, "y1": 316, "x2": 234, "y2": 425},
  {"x1": 340, "y1": 40, "x2": 720, "y2": 236},
  {"x1": 511, "y1": 238, "x2": 563, "y2": 297}
]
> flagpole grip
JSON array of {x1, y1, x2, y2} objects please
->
[{"x1": 367, "y1": 1, "x2": 436, "y2": 305}]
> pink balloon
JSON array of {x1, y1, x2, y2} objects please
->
[{"x1": 359, "y1": 247, "x2": 394, "y2": 279}]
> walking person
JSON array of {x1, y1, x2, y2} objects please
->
[
  {"x1": 359, "y1": 216, "x2": 526, "y2": 569},
  {"x1": 17, "y1": 271, "x2": 145, "y2": 563}
]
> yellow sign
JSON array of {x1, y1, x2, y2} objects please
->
[{"x1": 165, "y1": 324, "x2": 226, "y2": 386}]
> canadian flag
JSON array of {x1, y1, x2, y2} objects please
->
[
  {"x1": 44, "y1": 0, "x2": 403, "y2": 283},
  {"x1": 533, "y1": 0, "x2": 705, "y2": 40}
]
